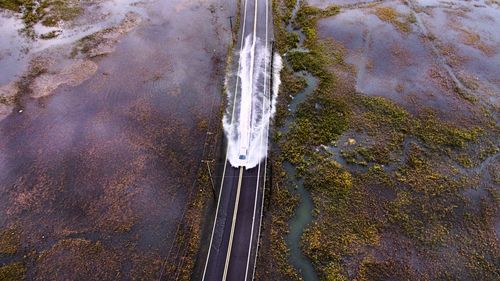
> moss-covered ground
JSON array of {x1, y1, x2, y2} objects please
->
[{"x1": 258, "y1": 0, "x2": 500, "y2": 280}]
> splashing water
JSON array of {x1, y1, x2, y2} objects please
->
[{"x1": 224, "y1": 35, "x2": 282, "y2": 169}]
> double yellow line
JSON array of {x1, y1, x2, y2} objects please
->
[
  {"x1": 221, "y1": 166, "x2": 244, "y2": 280},
  {"x1": 201, "y1": 0, "x2": 249, "y2": 278},
  {"x1": 202, "y1": 0, "x2": 265, "y2": 279},
  {"x1": 222, "y1": 0, "x2": 260, "y2": 279}
]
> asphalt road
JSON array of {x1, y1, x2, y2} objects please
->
[{"x1": 201, "y1": 0, "x2": 271, "y2": 280}]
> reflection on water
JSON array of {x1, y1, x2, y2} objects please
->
[
  {"x1": 0, "y1": 0, "x2": 234, "y2": 279},
  {"x1": 0, "y1": 12, "x2": 27, "y2": 84},
  {"x1": 315, "y1": 0, "x2": 500, "y2": 121},
  {"x1": 0, "y1": 0, "x2": 147, "y2": 84}
]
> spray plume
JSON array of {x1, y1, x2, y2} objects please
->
[{"x1": 223, "y1": 35, "x2": 283, "y2": 169}]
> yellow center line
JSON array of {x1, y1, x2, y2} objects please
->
[
  {"x1": 201, "y1": 0, "x2": 249, "y2": 279},
  {"x1": 222, "y1": 166, "x2": 245, "y2": 281},
  {"x1": 222, "y1": 0, "x2": 259, "y2": 279}
]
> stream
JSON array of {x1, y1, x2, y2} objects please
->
[{"x1": 281, "y1": 0, "x2": 320, "y2": 280}]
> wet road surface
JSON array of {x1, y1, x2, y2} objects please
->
[{"x1": 201, "y1": 0, "x2": 272, "y2": 280}]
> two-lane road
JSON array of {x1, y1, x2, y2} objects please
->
[{"x1": 202, "y1": 0, "x2": 271, "y2": 280}]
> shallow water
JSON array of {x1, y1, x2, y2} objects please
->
[
  {"x1": 281, "y1": 1, "x2": 320, "y2": 280},
  {"x1": 0, "y1": 0, "x2": 234, "y2": 278},
  {"x1": 282, "y1": 71, "x2": 318, "y2": 133},
  {"x1": 308, "y1": 0, "x2": 379, "y2": 9},
  {"x1": 0, "y1": 0, "x2": 147, "y2": 85},
  {"x1": 0, "y1": 11, "x2": 27, "y2": 84},
  {"x1": 283, "y1": 161, "x2": 318, "y2": 281},
  {"x1": 315, "y1": 0, "x2": 500, "y2": 121}
]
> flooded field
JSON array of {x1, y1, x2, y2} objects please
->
[
  {"x1": 0, "y1": 0, "x2": 234, "y2": 279},
  {"x1": 316, "y1": 0, "x2": 500, "y2": 121},
  {"x1": 258, "y1": 0, "x2": 499, "y2": 280}
]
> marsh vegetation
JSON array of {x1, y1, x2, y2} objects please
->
[{"x1": 258, "y1": 0, "x2": 499, "y2": 280}]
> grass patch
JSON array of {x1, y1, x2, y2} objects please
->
[
  {"x1": 268, "y1": 160, "x2": 301, "y2": 279},
  {"x1": 453, "y1": 85, "x2": 478, "y2": 103},
  {"x1": 294, "y1": 3, "x2": 339, "y2": 48},
  {"x1": 0, "y1": 262, "x2": 26, "y2": 281},
  {"x1": 265, "y1": 1, "x2": 499, "y2": 280},
  {"x1": 2, "y1": 0, "x2": 83, "y2": 38},
  {"x1": 301, "y1": 157, "x2": 382, "y2": 279},
  {"x1": 272, "y1": 0, "x2": 298, "y2": 53},
  {"x1": 414, "y1": 111, "x2": 481, "y2": 149},
  {"x1": 40, "y1": 29, "x2": 61, "y2": 39},
  {"x1": 0, "y1": 0, "x2": 22, "y2": 12},
  {"x1": 42, "y1": 0, "x2": 82, "y2": 25},
  {"x1": 0, "y1": 228, "x2": 20, "y2": 256},
  {"x1": 274, "y1": 67, "x2": 307, "y2": 128},
  {"x1": 374, "y1": 6, "x2": 412, "y2": 33}
]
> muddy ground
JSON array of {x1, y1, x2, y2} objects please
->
[
  {"x1": 0, "y1": 0, "x2": 234, "y2": 280},
  {"x1": 257, "y1": 0, "x2": 499, "y2": 280}
]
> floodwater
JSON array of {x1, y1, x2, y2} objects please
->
[
  {"x1": 293, "y1": 0, "x2": 500, "y2": 279},
  {"x1": 0, "y1": 0, "x2": 234, "y2": 279},
  {"x1": 316, "y1": 0, "x2": 500, "y2": 122},
  {"x1": 281, "y1": 1, "x2": 320, "y2": 280},
  {"x1": 0, "y1": 0, "x2": 147, "y2": 85},
  {"x1": 0, "y1": 11, "x2": 27, "y2": 85},
  {"x1": 309, "y1": 0, "x2": 380, "y2": 8},
  {"x1": 281, "y1": 71, "x2": 319, "y2": 281}
]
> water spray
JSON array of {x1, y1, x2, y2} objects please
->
[{"x1": 223, "y1": 35, "x2": 283, "y2": 169}]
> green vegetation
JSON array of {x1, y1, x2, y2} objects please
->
[
  {"x1": 274, "y1": 67, "x2": 307, "y2": 129},
  {"x1": 0, "y1": 0, "x2": 23, "y2": 12},
  {"x1": 453, "y1": 85, "x2": 478, "y2": 103},
  {"x1": 357, "y1": 259, "x2": 416, "y2": 281},
  {"x1": 40, "y1": 30, "x2": 61, "y2": 39},
  {"x1": 374, "y1": 6, "x2": 412, "y2": 33},
  {"x1": 414, "y1": 111, "x2": 481, "y2": 148},
  {"x1": 0, "y1": 229, "x2": 23, "y2": 281},
  {"x1": 265, "y1": 159, "x2": 301, "y2": 279},
  {"x1": 272, "y1": 0, "x2": 297, "y2": 53},
  {"x1": 355, "y1": 96, "x2": 481, "y2": 152},
  {"x1": 0, "y1": 95, "x2": 15, "y2": 106},
  {"x1": 41, "y1": 0, "x2": 82, "y2": 26},
  {"x1": 1, "y1": 0, "x2": 82, "y2": 38},
  {"x1": 72, "y1": 32, "x2": 99, "y2": 57},
  {"x1": 0, "y1": 262, "x2": 26, "y2": 281},
  {"x1": 294, "y1": 4, "x2": 339, "y2": 48},
  {"x1": 263, "y1": 1, "x2": 500, "y2": 280},
  {"x1": 70, "y1": 27, "x2": 115, "y2": 57}
]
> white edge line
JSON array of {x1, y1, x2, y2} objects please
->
[
  {"x1": 222, "y1": 0, "x2": 260, "y2": 278},
  {"x1": 201, "y1": 0, "x2": 249, "y2": 280},
  {"x1": 250, "y1": 0, "x2": 271, "y2": 278},
  {"x1": 244, "y1": 0, "x2": 269, "y2": 279}
]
